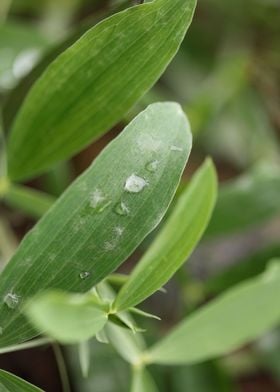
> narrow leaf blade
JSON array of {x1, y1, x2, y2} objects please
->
[
  {"x1": 114, "y1": 159, "x2": 217, "y2": 311},
  {"x1": 7, "y1": 0, "x2": 196, "y2": 181},
  {"x1": 0, "y1": 369, "x2": 43, "y2": 392},
  {"x1": 0, "y1": 102, "x2": 191, "y2": 347},
  {"x1": 147, "y1": 261, "x2": 280, "y2": 365}
]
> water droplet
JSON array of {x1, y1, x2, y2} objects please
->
[
  {"x1": 114, "y1": 201, "x2": 130, "y2": 216},
  {"x1": 170, "y1": 145, "x2": 183, "y2": 152},
  {"x1": 146, "y1": 160, "x2": 159, "y2": 173},
  {"x1": 79, "y1": 271, "x2": 91, "y2": 280},
  {"x1": 48, "y1": 253, "x2": 56, "y2": 262},
  {"x1": 0, "y1": 326, "x2": 3, "y2": 335},
  {"x1": 124, "y1": 174, "x2": 148, "y2": 193},
  {"x1": 114, "y1": 226, "x2": 124, "y2": 236},
  {"x1": 104, "y1": 242, "x2": 115, "y2": 251},
  {"x1": 89, "y1": 189, "x2": 111, "y2": 212},
  {"x1": 4, "y1": 292, "x2": 20, "y2": 309}
]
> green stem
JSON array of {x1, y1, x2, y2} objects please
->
[
  {"x1": 2, "y1": 183, "x2": 55, "y2": 219},
  {"x1": 0, "y1": 177, "x2": 10, "y2": 198},
  {"x1": 0, "y1": 216, "x2": 17, "y2": 265},
  {"x1": 0, "y1": 337, "x2": 52, "y2": 355},
  {"x1": 52, "y1": 343, "x2": 71, "y2": 392}
]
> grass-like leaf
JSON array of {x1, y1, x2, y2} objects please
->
[
  {"x1": 7, "y1": 0, "x2": 196, "y2": 181},
  {"x1": 25, "y1": 291, "x2": 108, "y2": 343},
  {"x1": 146, "y1": 260, "x2": 280, "y2": 365},
  {"x1": 114, "y1": 159, "x2": 217, "y2": 311},
  {"x1": 0, "y1": 102, "x2": 191, "y2": 348},
  {"x1": 0, "y1": 369, "x2": 43, "y2": 392}
]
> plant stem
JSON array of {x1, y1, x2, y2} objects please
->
[
  {"x1": 52, "y1": 343, "x2": 71, "y2": 392},
  {"x1": 0, "y1": 337, "x2": 52, "y2": 355},
  {"x1": 3, "y1": 183, "x2": 55, "y2": 219}
]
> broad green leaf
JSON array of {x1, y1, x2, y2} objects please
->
[
  {"x1": 146, "y1": 260, "x2": 280, "y2": 365},
  {"x1": 0, "y1": 369, "x2": 43, "y2": 392},
  {"x1": 114, "y1": 159, "x2": 217, "y2": 311},
  {"x1": 206, "y1": 244, "x2": 280, "y2": 295},
  {"x1": 206, "y1": 164, "x2": 280, "y2": 237},
  {"x1": 0, "y1": 102, "x2": 192, "y2": 347},
  {"x1": 25, "y1": 291, "x2": 108, "y2": 343},
  {"x1": 131, "y1": 367, "x2": 158, "y2": 392},
  {"x1": 2, "y1": 1, "x2": 133, "y2": 132},
  {"x1": 7, "y1": 0, "x2": 196, "y2": 181}
]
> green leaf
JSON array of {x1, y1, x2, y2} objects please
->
[
  {"x1": 7, "y1": 0, "x2": 196, "y2": 181},
  {"x1": 0, "y1": 369, "x2": 43, "y2": 392},
  {"x1": 2, "y1": 1, "x2": 133, "y2": 132},
  {"x1": 206, "y1": 164, "x2": 280, "y2": 237},
  {"x1": 25, "y1": 291, "x2": 108, "y2": 343},
  {"x1": 131, "y1": 367, "x2": 158, "y2": 392},
  {"x1": 114, "y1": 158, "x2": 217, "y2": 311},
  {"x1": 0, "y1": 102, "x2": 191, "y2": 348},
  {"x1": 146, "y1": 260, "x2": 280, "y2": 365}
]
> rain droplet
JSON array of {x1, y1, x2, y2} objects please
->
[
  {"x1": 89, "y1": 189, "x2": 111, "y2": 213},
  {"x1": 114, "y1": 201, "x2": 130, "y2": 216},
  {"x1": 104, "y1": 242, "x2": 115, "y2": 251},
  {"x1": 114, "y1": 226, "x2": 124, "y2": 236},
  {"x1": 170, "y1": 145, "x2": 183, "y2": 152},
  {"x1": 124, "y1": 174, "x2": 148, "y2": 193},
  {"x1": 4, "y1": 292, "x2": 20, "y2": 309},
  {"x1": 79, "y1": 271, "x2": 91, "y2": 280},
  {"x1": 146, "y1": 160, "x2": 159, "y2": 173}
]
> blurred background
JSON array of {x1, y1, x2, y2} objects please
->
[{"x1": 0, "y1": 0, "x2": 280, "y2": 390}]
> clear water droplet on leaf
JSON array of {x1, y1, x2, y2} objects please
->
[
  {"x1": 89, "y1": 189, "x2": 111, "y2": 213},
  {"x1": 114, "y1": 202, "x2": 130, "y2": 216},
  {"x1": 170, "y1": 145, "x2": 183, "y2": 152},
  {"x1": 79, "y1": 271, "x2": 91, "y2": 280},
  {"x1": 4, "y1": 292, "x2": 20, "y2": 309},
  {"x1": 146, "y1": 160, "x2": 159, "y2": 173},
  {"x1": 124, "y1": 174, "x2": 148, "y2": 193}
]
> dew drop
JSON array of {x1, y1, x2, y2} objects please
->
[
  {"x1": 89, "y1": 189, "x2": 111, "y2": 213},
  {"x1": 114, "y1": 201, "x2": 130, "y2": 216},
  {"x1": 4, "y1": 292, "x2": 20, "y2": 309},
  {"x1": 124, "y1": 174, "x2": 148, "y2": 193},
  {"x1": 114, "y1": 226, "x2": 124, "y2": 236},
  {"x1": 170, "y1": 145, "x2": 183, "y2": 152},
  {"x1": 104, "y1": 242, "x2": 115, "y2": 251},
  {"x1": 146, "y1": 160, "x2": 159, "y2": 173},
  {"x1": 79, "y1": 271, "x2": 91, "y2": 280}
]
